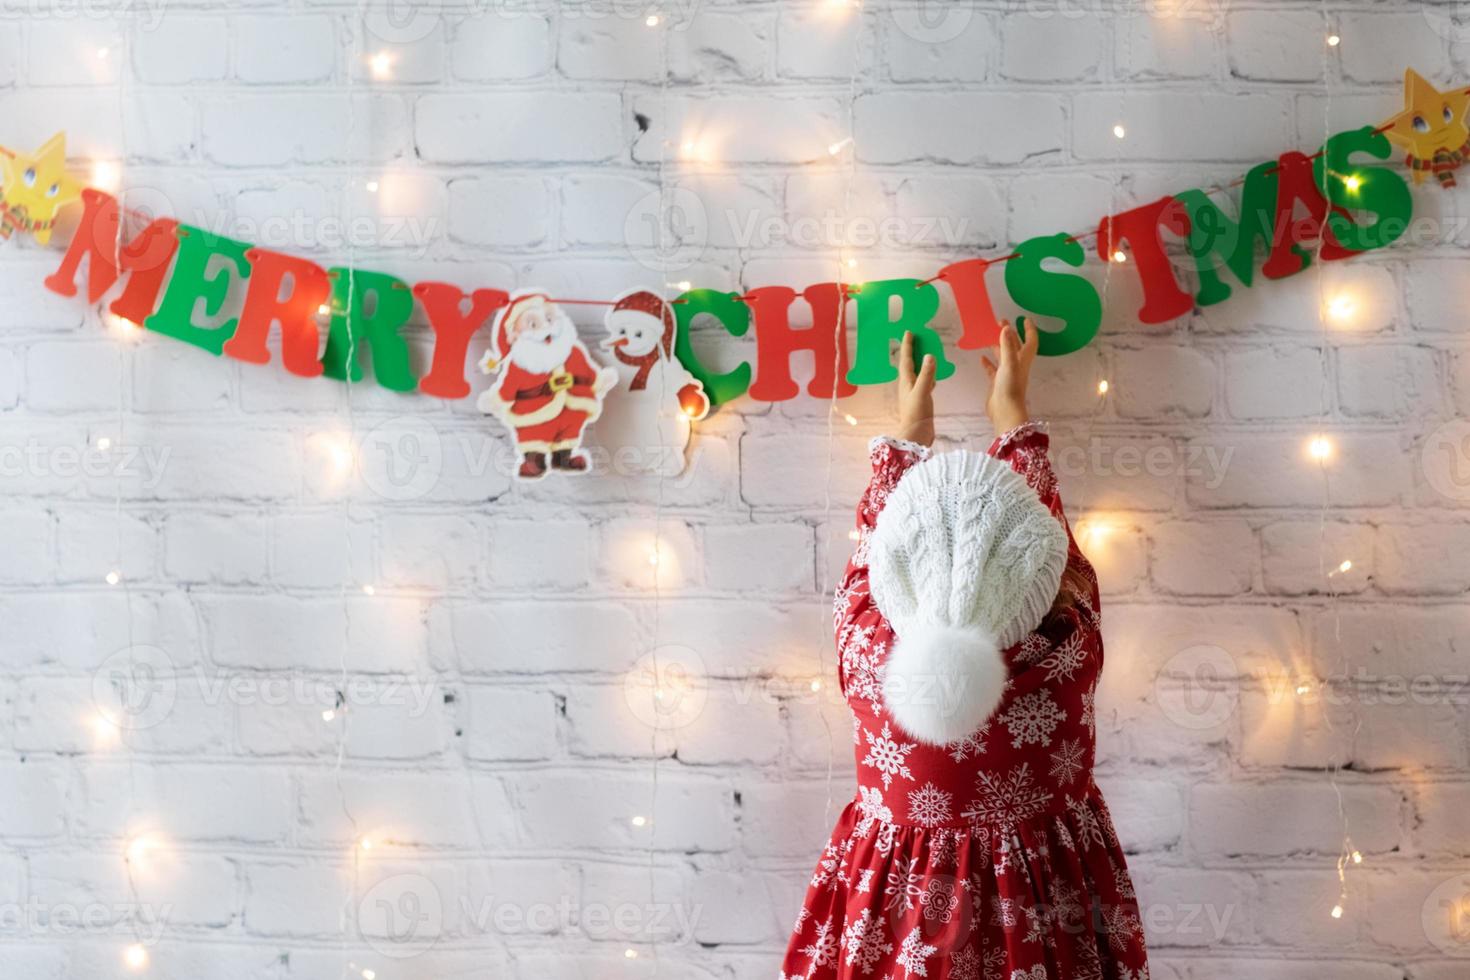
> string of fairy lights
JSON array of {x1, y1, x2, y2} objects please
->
[{"x1": 71, "y1": 5, "x2": 1442, "y2": 975}]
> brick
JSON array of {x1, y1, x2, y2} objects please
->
[
  {"x1": 856, "y1": 93, "x2": 1064, "y2": 165},
  {"x1": 464, "y1": 686, "x2": 559, "y2": 762},
  {"x1": 418, "y1": 93, "x2": 624, "y2": 163},
  {"x1": 1227, "y1": 10, "x2": 1327, "y2": 81},
  {"x1": 1113, "y1": 346, "x2": 1216, "y2": 419},
  {"x1": 450, "y1": 13, "x2": 552, "y2": 80},
  {"x1": 163, "y1": 513, "x2": 269, "y2": 583},
  {"x1": 241, "y1": 861, "x2": 352, "y2": 937},
  {"x1": 1189, "y1": 783, "x2": 1401, "y2": 858},
  {"x1": 595, "y1": 517, "x2": 701, "y2": 590},
  {"x1": 447, "y1": 176, "x2": 554, "y2": 247},
  {"x1": 234, "y1": 14, "x2": 336, "y2": 83},
  {"x1": 1223, "y1": 346, "x2": 1327, "y2": 420},
  {"x1": 1261, "y1": 520, "x2": 1373, "y2": 595},
  {"x1": 704, "y1": 522, "x2": 814, "y2": 593},
  {"x1": 131, "y1": 342, "x2": 234, "y2": 413},
  {"x1": 1074, "y1": 92, "x2": 1292, "y2": 163},
  {"x1": 886, "y1": 11, "x2": 995, "y2": 82},
  {"x1": 486, "y1": 518, "x2": 590, "y2": 590},
  {"x1": 0, "y1": 763, "x2": 66, "y2": 837},
  {"x1": 1375, "y1": 523, "x2": 1470, "y2": 595},
  {"x1": 999, "y1": 12, "x2": 1105, "y2": 81},
  {"x1": 1185, "y1": 433, "x2": 1407, "y2": 509},
  {"x1": 1149, "y1": 519, "x2": 1255, "y2": 596},
  {"x1": 201, "y1": 94, "x2": 411, "y2": 166},
  {"x1": 380, "y1": 513, "x2": 483, "y2": 588},
  {"x1": 133, "y1": 16, "x2": 226, "y2": 83},
  {"x1": 1337, "y1": 345, "x2": 1443, "y2": 420},
  {"x1": 298, "y1": 771, "x2": 511, "y2": 848},
  {"x1": 434, "y1": 600, "x2": 642, "y2": 674},
  {"x1": 25, "y1": 342, "x2": 121, "y2": 412},
  {"x1": 1415, "y1": 782, "x2": 1470, "y2": 856},
  {"x1": 1338, "y1": 14, "x2": 1452, "y2": 83},
  {"x1": 508, "y1": 771, "x2": 735, "y2": 851},
  {"x1": 28, "y1": 18, "x2": 120, "y2": 86},
  {"x1": 73, "y1": 764, "x2": 291, "y2": 842},
  {"x1": 776, "y1": 8, "x2": 873, "y2": 80},
  {"x1": 1117, "y1": 12, "x2": 1218, "y2": 80}
]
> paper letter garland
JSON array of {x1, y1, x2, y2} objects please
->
[{"x1": 14, "y1": 72, "x2": 1457, "y2": 413}]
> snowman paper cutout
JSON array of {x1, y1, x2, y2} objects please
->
[{"x1": 592, "y1": 289, "x2": 710, "y2": 477}]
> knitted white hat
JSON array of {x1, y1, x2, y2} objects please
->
[{"x1": 869, "y1": 449, "x2": 1069, "y2": 746}]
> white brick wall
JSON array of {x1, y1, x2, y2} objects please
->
[{"x1": 3, "y1": 1, "x2": 1468, "y2": 977}]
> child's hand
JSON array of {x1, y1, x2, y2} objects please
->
[
  {"x1": 895, "y1": 331, "x2": 938, "y2": 447},
  {"x1": 981, "y1": 319, "x2": 1037, "y2": 435}
]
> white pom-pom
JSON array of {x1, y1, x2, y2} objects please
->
[{"x1": 880, "y1": 623, "x2": 1009, "y2": 746}]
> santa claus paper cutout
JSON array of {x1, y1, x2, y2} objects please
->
[
  {"x1": 591, "y1": 289, "x2": 710, "y2": 477},
  {"x1": 477, "y1": 290, "x2": 618, "y2": 481}
]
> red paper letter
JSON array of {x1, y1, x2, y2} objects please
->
[
  {"x1": 1097, "y1": 196, "x2": 1194, "y2": 324},
  {"x1": 1263, "y1": 151, "x2": 1357, "y2": 279},
  {"x1": 936, "y1": 259, "x2": 1002, "y2": 350},
  {"x1": 223, "y1": 248, "x2": 330, "y2": 378},
  {"x1": 44, "y1": 188, "x2": 179, "y2": 325},
  {"x1": 413, "y1": 282, "x2": 510, "y2": 399},
  {"x1": 746, "y1": 283, "x2": 857, "y2": 401}
]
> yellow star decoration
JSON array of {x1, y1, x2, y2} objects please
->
[
  {"x1": 1381, "y1": 68, "x2": 1470, "y2": 188},
  {"x1": 0, "y1": 131, "x2": 82, "y2": 245}
]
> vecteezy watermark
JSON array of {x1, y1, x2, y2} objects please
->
[
  {"x1": 1053, "y1": 439, "x2": 1234, "y2": 490},
  {"x1": 189, "y1": 208, "x2": 444, "y2": 257},
  {"x1": 1421, "y1": 419, "x2": 1470, "y2": 502},
  {"x1": 24, "y1": 0, "x2": 169, "y2": 31},
  {"x1": 0, "y1": 439, "x2": 171, "y2": 490},
  {"x1": 350, "y1": 415, "x2": 712, "y2": 501},
  {"x1": 890, "y1": 1, "x2": 978, "y2": 43},
  {"x1": 625, "y1": 187, "x2": 709, "y2": 273},
  {"x1": 1154, "y1": 644, "x2": 1239, "y2": 730},
  {"x1": 1425, "y1": 872, "x2": 1470, "y2": 954},
  {"x1": 724, "y1": 210, "x2": 976, "y2": 252},
  {"x1": 463, "y1": 894, "x2": 701, "y2": 940},
  {"x1": 359, "y1": 873, "x2": 444, "y2": 959},
  {"x1": 0, "y1": 898, "x2": 172, "y2": 943},
  {"x1": 623, "y1": 645, "x2": 709, "y2": 732},
  {"x1": 93, "y1": 646, "x2": 444, "y2": 730}
]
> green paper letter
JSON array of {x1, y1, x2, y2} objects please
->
[
  {"x1": 320, "y1": 268, "x2": 418, "y2": 392},
  {"x1": 143, "y1": 224, "x2": 252, "y2": 355},
  {"x1": 1315, "y1": 125, "x2": 1413, "y2": 254},
  {"x1": 672, "y1": 288, "x2": 752, "y2": 407},
  {"x1": 1174, "y1": 159, "x2": 1280, "y2": 307},
  {"x1": 1003, "y1": 234, "x2": 1102, "y2": 357},
  {"x1": 845, "y1": 279, "x2": 953, "y2": 386}
]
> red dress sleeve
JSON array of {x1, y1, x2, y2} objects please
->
[
  {"x1": 833, "y1": 436, "x2": 930, "y2": 636},
  {"x1": 986, "y1": 421, "x2": 1063, "y2": 522}
]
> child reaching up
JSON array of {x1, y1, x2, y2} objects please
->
[{"x1": 780, "y1": 323, "x2": 1149, "y2": 980}]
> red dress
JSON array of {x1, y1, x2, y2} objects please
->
[{"x1": 780, "y1": 424, "x2": 1150, "y2": 980}]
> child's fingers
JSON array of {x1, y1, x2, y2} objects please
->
[
  {"x1": 980, "y1": 354, "x2": 998, "y2": 379},
  {"x1": 916, "y1": 353, "x2": 937, "y2": 389},
  {"x1": 898, "y1": 331, "x2": 915, "y2": 388},
  {"x1": 1021, "y1": 319, "x2": 1040, "y2": 358}
]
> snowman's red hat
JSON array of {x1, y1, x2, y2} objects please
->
[{"x1": 607, "y1": 289, "x2": 675, "y2": 357}]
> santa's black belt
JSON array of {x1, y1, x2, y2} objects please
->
[{"x1": 517, "y1": 374, "x2": 595, "y2": 399}]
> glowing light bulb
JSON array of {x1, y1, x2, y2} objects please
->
[
  {"x1": 848, "y1": 529, "x2": 860, "y2": 541},
  {"x1": 365, "y1": 180, "x2": 379, "y2": 193},
  {"x1": 91, "y1": 714, "x2": 120, "y2": 745},
  {"x1": 96, "y1": 47, "x2": 110, "y2": 60},
  {"x1": 1326, "y1": 294, "x2": 1356, "y2": 325},
  {"x1": 123, "y1": 944, "x2": 149, "y2": 971},
  {"x1": 96, "y1": 436, "x2": 112, "y2": 451},
  {"x1": 92, "y1": 161, "x2": 120, "y2": 193},
  {"x1": 126, "y1": 834, "x2": 162, "y2": 872},
  {"x1": 1338, "y1": 559, "x2": 1353, "y2": 573},
  {"x1": 810, "y1": 679, "x2": 822, "y2": 692},
  {"x1": 363, "y1": 971, "x2": 377, "y2": 980},
  {"x1": 105, "y1": 570, "x2": 121, "y2": 586},
  {"x1": 1331, "y1": 904, "x2": 1344, "y2": 919},
  {"x1": 1111, "y1": 249, "x2": 1127, "y2": 263},
  {"x1": 1327, "y1": 34, "x2": 1341, "y2": 46},
  {"x1": 1308, "y1": 435, "x2": 1333, "y2": 462},
  {"x1": 322, "y1": 709, "x2": 337, "y2": 722},
  {"x1": 845, "y1": 257, "x2": 858, "y2": 269},
  {"x1": 1097, "y1": 380, "x2": 1110, "y2": 395},
  {"x1": 675, "y1": 280, "x2": 691, "y2": 291},
  {"x1": 369, "y1": 51, "x2": 393, "y2": 79},
  {"x1": 1351, "y1": 850, "x2": 1363, "y2": 864},
  {"x1": 625, "y1": 948, "x2": 639, "y2": 959},
  {"x1": 1343, "y1": 174, "x2": 1361, "y2": 192},
  {"x1": 1296, "y1": 680, "x2": 1314, "y2": 697},
  {"x1": 631, "y1": 815, "x2": 647, "y2": 827},
  {"x1": 359, "y1": 837, "x2": 374, "y2": 851},
  {"x1": 828, "y1": 137, "x2": 853, "y2": 156},
  {"x1": 645, "y1": 14, "x2": 659, "y2": 26},
  {"x1": 647, "y1": 550, "x2": 660, "y2": 567},
  {"x1": 317, "y1": 303, "x2": 330, "y2": 316},
  {"x1": 843, "y1": 413, "x2": 858, "y2": 426},
  {"x1": 1112, "y1": 124, "x2": 1126, "y2": 139},
  {"x1": 362, "y1": 584, "x2": 376, "y2": 596}
]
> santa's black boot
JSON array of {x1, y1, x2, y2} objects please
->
[
  {"x1": 519, "y1": 452, "x2": 548, "y2": 480},
  {"x1": 551, "y1": 449, "x2": 589, "y2": 472}
]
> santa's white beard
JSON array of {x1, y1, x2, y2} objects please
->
[{"x1": 510, "y1": 324, "x2": 575, "y2": 375}]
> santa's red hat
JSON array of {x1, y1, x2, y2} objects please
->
[{"x1": 607, "y1": 289, "x2": 675, "y2": 356}]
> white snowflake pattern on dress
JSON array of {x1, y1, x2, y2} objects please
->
[
  {"x1": 906, "y1": 782, "x2": 953, "y2": 827},
  {"x1": 883, "y1": 855, "x2": 925, "y2": 913},
  {"x1": 1048, "y1": 738, "x2": 1085, "y2": 785},
  {"x1": 998, "y1": 690, "x2": 1067, "y2": 748},
  {"x1": 1010, "y1": 966, "x2": 1048, "y2": 980},
  {"x1": 962, "y1": 763, "x2": 1055, "y2": 828},
  {"x1": 861, "y1": 722, "x2": 917, "y2": 790},
  {"x1": 1038, "y1": 632, "x2": 1088, "y2": 683},
  {"x1": 895, "y1": 928, "x2": 939, "y2": 977},
  {"x1": 800, "y1": 917, "x2": 839, "y2": 971},
  {"x1": 946, "y1": 722, "x2": 990, "y2": 762},
  {"x1": 841, "y1": 908, "x2": 894, "y2": 974}
]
